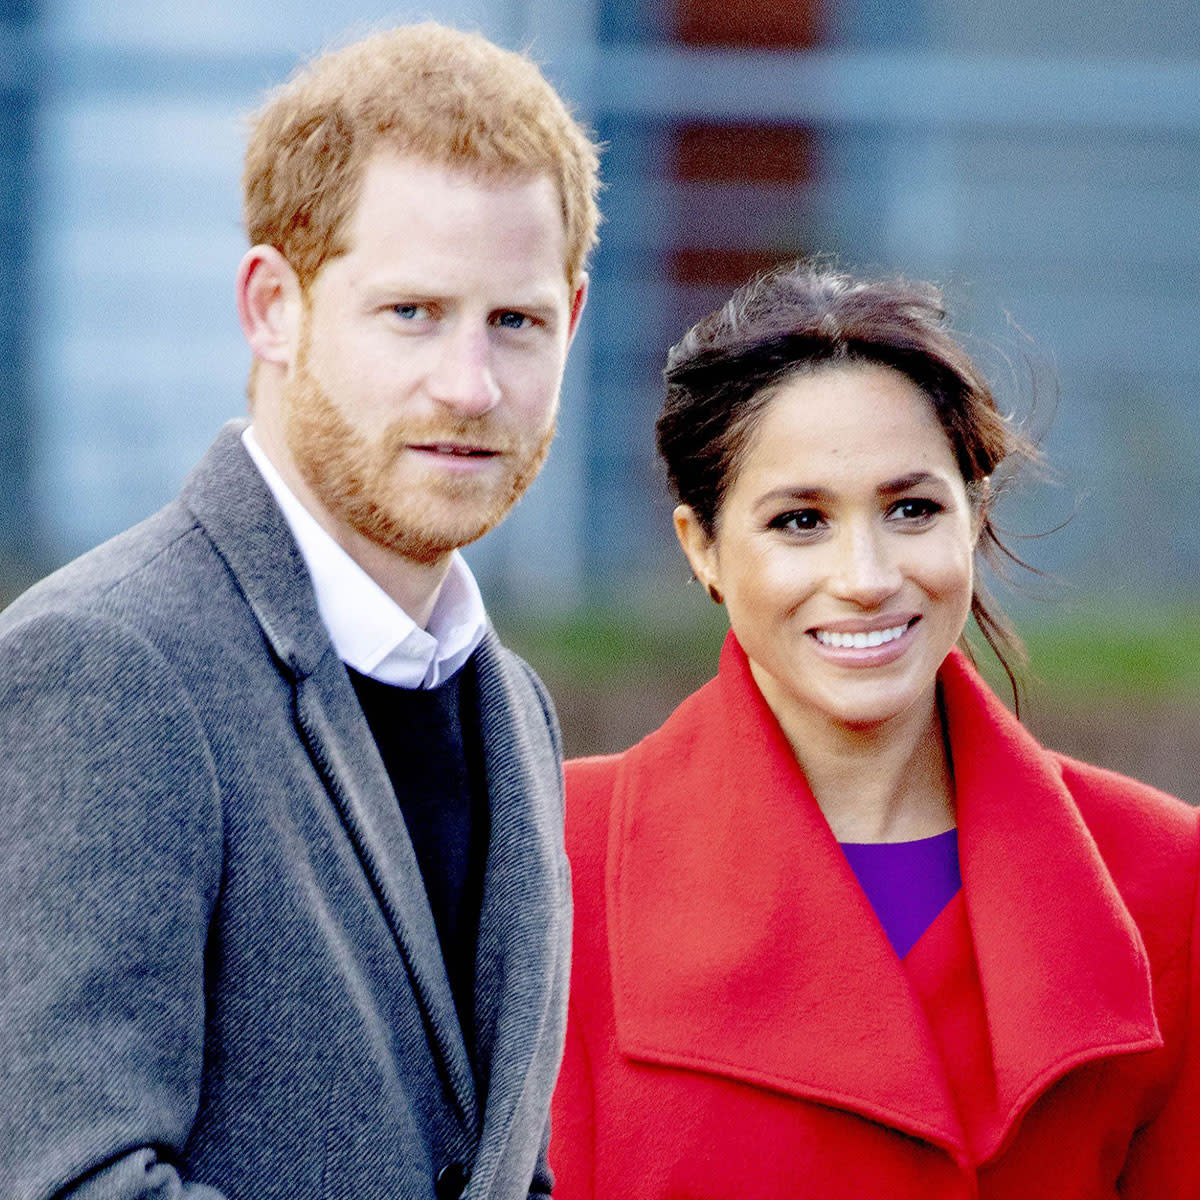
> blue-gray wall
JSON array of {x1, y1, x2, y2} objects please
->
[
  {"x1": 5, "y1": 1, "x2": 1200, "y2": 613},
  {"x1": 0, "y1": 0, "x2": 39, "y2": 573}
]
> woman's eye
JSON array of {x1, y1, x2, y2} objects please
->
[
  {"x1": 771, "y1": 509, "x2": 825, "y2": 534},
  {"x1": 890, "y1": 498, "x2": 942, "y2": 522}
]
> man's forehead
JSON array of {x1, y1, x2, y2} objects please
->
[
  {"x1": 354, "y1": 146, "x2": 561, "y2": 211},
  {"x1": 328, "y1": 150, "x2": 571, "y2": 284}
]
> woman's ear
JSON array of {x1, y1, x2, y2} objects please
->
[
  {"x1": 236, "y1": 245, "x2": 304, "y2": 367},
  {"x1": 673, "y1": 504, "x2": 723, "y2": 603}
]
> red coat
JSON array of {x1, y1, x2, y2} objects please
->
[{"x1": 552, "y1": 636, "x2": 1200, "y2": 1199}]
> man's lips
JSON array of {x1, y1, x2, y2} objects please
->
[{"x1": 408, "y1": 442, "x2": 501, "y2": 458}]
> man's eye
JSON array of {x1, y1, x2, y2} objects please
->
[
  {"x1": 393, "y1": 303, "x2": 431, "y2": 321},
  {"x1": 493, "y1": 311, "x2": 532, "y2": 330}
]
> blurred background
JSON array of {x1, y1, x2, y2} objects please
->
[{"x1": 1, "y1": 0, "x2": 1198, "y2": 798}]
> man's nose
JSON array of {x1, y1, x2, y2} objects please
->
[
  {"x1": 827, "y1": 522, "x2": 903, "y2": 607},
  {"x1": 427, "y1": 324, "x2": 502, "y2": 417}
]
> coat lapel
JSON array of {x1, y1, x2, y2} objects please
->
[
  {"x1": 609, "y1": 634, "x2": 967, "y2": 1159},
  {"x1": 608, "y1": 634, "x2": 1161, "y2": 1164},
  {"x1": 292, "y1": 660, "x2": 480, "y2": 1134},
  {"x1": 180, "y1": 421, "x2": 479, "y2": 1134},
  {"x1": 939, "y1": 650, "x2": 1161, "y2": 1161},
  {"x1": 469, "y1": 633, "x2": 569, "y2": 1180}
]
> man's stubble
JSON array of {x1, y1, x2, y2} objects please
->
[{"x1": 283, "y1": 335, "x2": 556, "y2": 566}]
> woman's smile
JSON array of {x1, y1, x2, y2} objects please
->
[{"x1": 809, "y1": 615, "x2": 921, "y2": 664}]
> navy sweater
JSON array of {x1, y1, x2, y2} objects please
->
[{"x1": 347, "y1": 656, "x2": 490, "y2": 1064}]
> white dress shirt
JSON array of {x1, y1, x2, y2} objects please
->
[{"x1": 242, "y1": 427, "x2": 487, "y2": 689}]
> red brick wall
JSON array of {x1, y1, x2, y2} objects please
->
[
  {"x1": 670, "y1": 0, "x2": 823, "y2": 49},
  {"x1": 665, "y1": 0, "x2": 826, "y2": 293}
]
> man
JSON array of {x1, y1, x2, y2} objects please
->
[{"x1": 0, "y1": 23, "x2": 598, "y2": 1200}]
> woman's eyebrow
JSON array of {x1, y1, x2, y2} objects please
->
[
  {"x1": 758, "y1": 473, "x2": 947, "y2": 506},
  {"x1": 756, "y1": 486, "x2": 829, "y2": 507},
  {"x1": 877, "y1": 471, "x2": 943, "y2": 495}
]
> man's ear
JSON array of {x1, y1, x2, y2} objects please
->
[
  {"x1": 672, "y1": 503, "x2": 721, "y2": 598},
  {"x1": 236, "y1": 245, "x2": 304, "y2": 367},
  {"x1": 566, "y1": 272, "x2": 589, "y2": 345}
]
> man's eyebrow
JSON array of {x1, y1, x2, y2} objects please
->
[{"x1": 360, "y1": 279, "x2": 564, "y2": 308}]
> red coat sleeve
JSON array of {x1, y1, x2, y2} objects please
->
[
  {"x1": 552, "y1": 1000, "x2": 597, "y2": 1200},
  {"x1": 552, "y1": 754, "x2": 626, "y2": 1200},
  {"x1": 1118, "y1": 805, "x2": 1200, "y2": 1197}
]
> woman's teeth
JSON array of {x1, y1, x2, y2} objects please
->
[{"x1": 814, "y1": 623, "x2": 910, "y2": 649}]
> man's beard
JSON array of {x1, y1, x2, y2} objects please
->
[{"x1": 282, "y1": 351, "x2": 555, "y2": 565}]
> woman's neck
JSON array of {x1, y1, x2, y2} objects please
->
[{"x1": 773, "y1": 688, "x2": 955, "y2": 844}]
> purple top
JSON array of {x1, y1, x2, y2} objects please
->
[{"x1": 840, "y1": 829, "x2": 962, "y2": 959}]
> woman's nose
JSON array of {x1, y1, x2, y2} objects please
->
[{"x1": 827, "y1": 524, "x2": 903, "y2": 607}]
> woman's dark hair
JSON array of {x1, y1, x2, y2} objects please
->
[{"x1": 656, "y1": 260, "x2": 1038, "y2": 697}]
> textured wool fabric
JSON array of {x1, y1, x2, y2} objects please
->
[
  {"x1": 347, "y1": 661, "x2": 491, "y2": 1046},
  {"x1": 552, "y1": 633, "x2": 1200, "y2": 1199},
  {"x1": 0, "y1": 423, "x2": 568, "y2": 1200}
]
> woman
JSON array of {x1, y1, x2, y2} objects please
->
[{"x1": 551, "y1": 264, "x2": 1199, "y2": 1198}]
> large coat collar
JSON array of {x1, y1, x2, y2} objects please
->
[
  {"x1": 179, "y1": 423, "x2": 568, "y2": 1163},
  {"x1": 607, "y1": 633, "x2": 1160, "y2": 1164}
]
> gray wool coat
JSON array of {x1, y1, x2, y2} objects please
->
[{"x1": 0, "y1": 422, "x2": 571, "y2": 1200}]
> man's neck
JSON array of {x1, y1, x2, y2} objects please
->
[{"x1": 327, "y1": 528, "x2": 452, "y2": 631}]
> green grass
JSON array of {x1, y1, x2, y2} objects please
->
[
  {"x1": 497, "y1": 593, "x2": 1200, "y2": 700},
  {"x1": 495, "y1": 590, "x2": 727, "y2": 684},
  {"x1": 1016, "y1": 603, "x2": 1200, "y2": 698}
]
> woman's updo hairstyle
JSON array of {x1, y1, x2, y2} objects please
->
[{"x1": 656, "y1": 260, "x2": 1038, "y2": 692}]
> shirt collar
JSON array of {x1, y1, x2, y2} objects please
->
[{"x1": 242, "y1": 426, "x2": 487, "y2": 689}]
